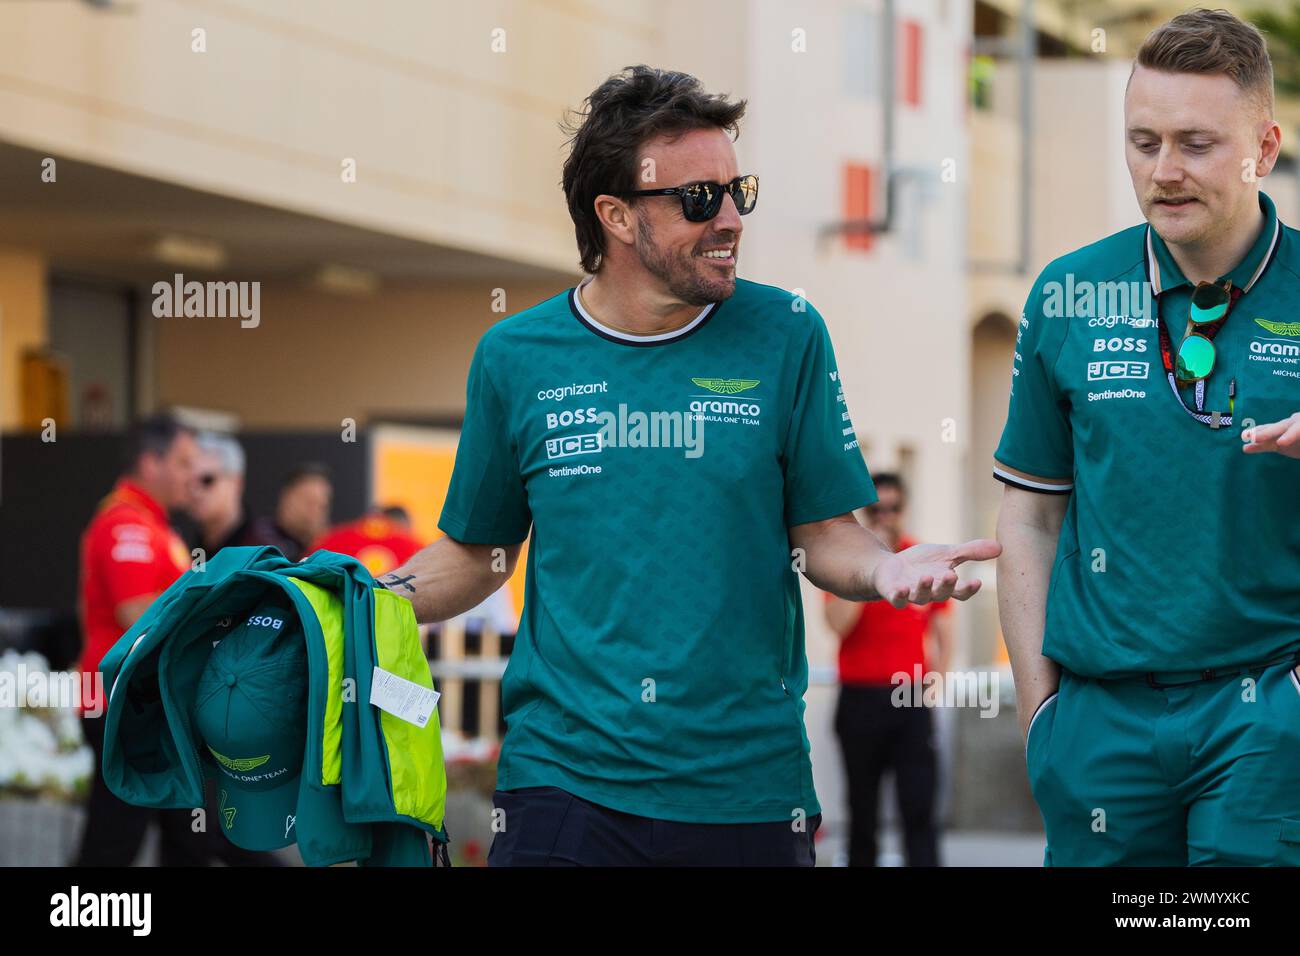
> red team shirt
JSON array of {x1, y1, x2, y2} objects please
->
[
  {"x1": 78, "y1": 479, "x2": 189, "y2": 711},
  {"x1": 309, "y1": 515, "x2": 422, "y2": 577},
  {"x1": 824, "y1": 536, "x2": 951, "y2": 686}
]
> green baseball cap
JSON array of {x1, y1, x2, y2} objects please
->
[{"x1": 194, "y1": 599, "x2": 308, "y2": 851}]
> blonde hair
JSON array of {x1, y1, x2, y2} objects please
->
[{"x1": 1134, "y1": 8, "x2": 1274, "y2": 118}]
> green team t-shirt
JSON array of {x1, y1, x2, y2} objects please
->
[
  {"x1": 439, "y1": 276, "x2": 876, "y2": 823},
  {"x1": 995, "y1": 190, "x2": 1300, "y2": 678}
]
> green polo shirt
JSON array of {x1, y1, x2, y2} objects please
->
[
  {"x1": 995, "y1": 190, "x2": 1300, "y2": 678},
  {"x1": 439, "y1": 276, "x2": 876, "y2": 822}
]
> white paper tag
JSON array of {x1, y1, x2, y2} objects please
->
[{"x1": 369, "y1": 666, "x2": 440, "y2": 728}]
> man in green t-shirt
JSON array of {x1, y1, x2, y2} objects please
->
[
  {"x1": 379, "y1": 65, "x2": 999, "y2": 866},
  {"x1": 996, "y1": 10, "x2": 1300, "y2": 866}
]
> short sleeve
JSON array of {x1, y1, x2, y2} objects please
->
[
  {"x1": 993, "y1": 279, "x2": 1075, "y2": 493},
  {"x1": 783, "y1": 306, "x2": 878, "y2": 526},
  {"x1": 438, "y1": 335, "x2": 532, "y2": 544},
  {"x1": 98, "y1": 521, "x2": 166, "y2": 606}
]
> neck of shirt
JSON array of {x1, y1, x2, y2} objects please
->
[
  {"x1": 1165, "y1": 203, "x2": 1266, "y2": 287},
  {"x1": 1148, "y1": 192, "x2": 1280, "y2": 297},
  {"x1": 575, "y1": 274, "x2": 713, "y2": 341}
]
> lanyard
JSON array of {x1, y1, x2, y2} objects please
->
[{"x1": 1155, "y1": 283, "x2": 1240, "y2": 429}]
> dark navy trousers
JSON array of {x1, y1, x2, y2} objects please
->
[{"x1": 487, "y1": 786, "x2": 820, "y2": 866}]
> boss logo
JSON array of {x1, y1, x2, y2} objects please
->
[
  {"x1": 246, "y1": 615, "x2": 285, "y2": 630},
  {"x1": 1092, "y1": 337, "x2": 1148, "y2": 353},
  {"x1": 545, "y1": 433, "x2": 602, "y2": 460},
  {"x1": 545, "y1": 407, "x2": 601, "y2": 429}
]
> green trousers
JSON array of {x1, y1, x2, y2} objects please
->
[{"x1": 1025, "y1": 660, "x2": 1300, "y2": 866}]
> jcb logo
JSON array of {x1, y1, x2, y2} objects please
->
[
  {"x1": 1087, "y1": 361, "x2": 1149, "y2": 382},
  {"x1": 545, "y1": 433, "x2": 602, "y2": 460}
]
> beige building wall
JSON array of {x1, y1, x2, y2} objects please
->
[
  {"x1": 0, "y1": 0, "x2": 664, "y2": 428},
  {"x1": 0, "y1": 0, "x2": 666, "y2": 276},
  {"x1": 153, "y1": 279, "x2": 565, "y2": 428}
]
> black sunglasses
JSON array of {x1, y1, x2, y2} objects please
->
[{"x1": 617, "y1": 174, "x2": 759, "y2": 222}]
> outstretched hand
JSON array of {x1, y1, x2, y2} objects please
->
[
  {"x1": 870, "y1": 539, "x2": 1002, "y2": 608},
  {"x1": 1242, "y1": 413, "x2": 1300, "y2": 458}
]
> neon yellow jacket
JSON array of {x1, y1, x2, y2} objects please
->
[{"x1": 99, "y1": 546, "x2": 448, "y2": 866}]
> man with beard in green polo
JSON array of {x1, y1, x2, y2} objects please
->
[{"x1": 376, "y1": 65, "x2": 1000, "y2": 865}]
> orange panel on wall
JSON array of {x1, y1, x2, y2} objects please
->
[
  {"x1": 370, "y1": 424, "x2": 527, "y2": 627},
  {"x1": 843, "y1": 162, "x2": 875, "y2": 252},
  {"x1": 900, "y1": 19, "x2": 923, "y2": 107}
]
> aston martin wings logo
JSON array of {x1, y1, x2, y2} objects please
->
[
  {"x1": 1255, "y1": 318, "x2": 1300, "y2": 337},
  {"x1": 691, "y1": 378, "x2": 760, "y2": 394},
  {"x1": 209, "y1": 747, "x2": 271, "y2": 772}
]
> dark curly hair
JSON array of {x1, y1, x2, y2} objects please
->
[{"x1": 560, "y1": 65, "x2": 747, "y2": 274}]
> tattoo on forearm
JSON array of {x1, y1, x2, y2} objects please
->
[{"x1": 379, "y1": 573, "x2": 417, "y2": 593}]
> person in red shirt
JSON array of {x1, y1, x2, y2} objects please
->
[
  {"x1": 824, "y1": 473, "x2": 953, "y2": 867},
  {"x1": 77, "y1": 417, "x2": 197, "y2": 707},
  {"x1": 73, "y1": 414, "x2": 214, "y2": 866},
  {"x1": 307, "y1": 506, "x2": 423, "y2": 577}
]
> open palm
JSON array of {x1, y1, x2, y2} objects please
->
[{"x1": 871, "y1": 539, "x2": 1002, "y2": 608}]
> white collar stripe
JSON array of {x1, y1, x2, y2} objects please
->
[
  {"x1": 1146, "y1": 228, "x2": 1161, "y2": 295},
  {"x1": 1243, "y1": 216, "x2": 1281, "y2": 294},
  {"x1": 572, "y1": 275, "x2": 715, "y2": 343}
]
